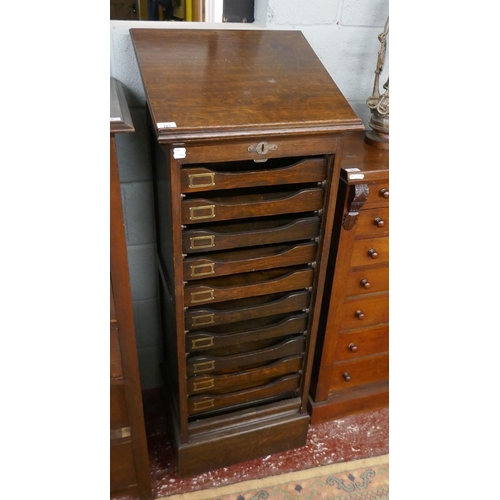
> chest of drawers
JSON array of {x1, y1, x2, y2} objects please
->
[
  {"x1": 309, "y1": 132, "x2": 389, "y2": 423},
  {"x1": 130, "y1": 28, "x2": 363, "y2": 477}
]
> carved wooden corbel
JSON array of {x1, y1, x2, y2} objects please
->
[{"x1": 343, "y1": 183, "x2": 369, "y2": 230}]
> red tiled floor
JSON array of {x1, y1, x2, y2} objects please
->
[{"x1": 120, "y1": 388, "x2": 388, "y2": 499}]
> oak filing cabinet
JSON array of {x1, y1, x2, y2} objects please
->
[
  {"x1": 309, "y1": 131, "x2": 389, "y2": 424},
  {"x1": 110, "y1": 77, "x2": 152, "y2": 498},
  {"x1": 129, "y1": 28, "x2": 364, "y2": 477}
]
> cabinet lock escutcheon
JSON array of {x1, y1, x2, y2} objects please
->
[{"x1": 247, "y1": 141, "x2": 278, "y2": 155}]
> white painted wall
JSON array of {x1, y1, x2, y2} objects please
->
[{"x1": 110, "y1": 0, "x2": 389, "y2": 389}]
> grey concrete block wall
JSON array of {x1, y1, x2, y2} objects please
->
[{"x1": 111, "y1": 0, "x2": 389, "y2": 389}]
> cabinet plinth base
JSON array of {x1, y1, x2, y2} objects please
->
[
  {"x1": 307, "y1": 381, "x2": 388, "y2": 425},
  {"x1": 175, "y1": 412, "x2": 310, "y2": 478}
]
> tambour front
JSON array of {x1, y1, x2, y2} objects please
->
[{"x1": 130, "y1": 28, "x2": 363, "y2": 476}]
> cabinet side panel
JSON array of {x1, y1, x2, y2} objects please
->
[{"x1": 151, "y1": 131, "x2": 181, "y2": 420}]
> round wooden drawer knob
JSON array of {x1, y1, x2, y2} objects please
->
[
  {"x1": 355, "y1": 310, "x2": 365, "y2": 320},
  {"x1": 343, "y1": 372, "x2": 351, "y2": 381},
  {"x1": 380, "y1": 188, "x2": 389, "y2": 199},
  {"x1": 348, "y1": 343, "x2": 358, "y2": 353},
  {"x1": 374, "y1": 217, "x2": 385, "y2": 227},
  {"x1": 360, "y1": 279, "x2": 371, "y2": 289},
  {"x1": 368, "y1": 248, "x2": 378, "y2": 259}
]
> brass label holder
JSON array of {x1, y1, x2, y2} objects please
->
[
  {"x1": 191, "y1": 337, "x2": 215, "y2": 350},
  {"x1": 190, "y1": 235, "x2": 215, "y2": 250},
  {"x1": 192, "y1": 378, "x2": 215, "y2": 391},
  {"x1": 190, "y1": 262, "x2": 215, "y2": 277},
  {"x1": 191, "y1": 313, "x2": 215, "y2": 327},
  {"x1": 190, "y1": 289, "x2": 215, "y2": 304},
  {"x1": 189, "y1": 172, "x2": 215, "y2": 189},
  {"x1": 192, "y1": 399, "x2": 215, "y2": 411},
  {"x1": 190, "y1": 205, "x2": 216, "y2": 221},
  {"x1": 193, "y1": 360, "x2": 215, "y2": 374}
]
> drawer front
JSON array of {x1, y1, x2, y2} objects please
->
[
  {"x1": 182, "y1": 216, "x2": 321, "y2": 254},
  {"x1": 110, "y1": 327, "x2": 123, "y2": 379},
  {"x1": 184, "y1": 242, "x2": 317, "y2": 281},
  {"x1": 364, "y1": 180, "x2": 389, "y2": 209},
  {"x1": 110, "y1": 440, "x2": 137, "y2": 492},
  {"x1": 186, "y1": 313, "x2": 308, "y2": 353},
  {"x1": 185, "y1": 290, "x2": 311, "y2": 330},
  {"x1": 334, "y1": 324, "x2": 389, "y2": 361},
  {"x1": 329, "y1": 353, "x2": 389, "y2": 392},
  {"x1": 180, "y1": 136, "x2": 337, "y2": 164},
  {"x1": 181, "y1": 157, "x2": 327, "y2": 193},
  {"x1": 181, "y1": 188, "x2": 324, "y2": 224},
  {"x1": 187, "y1": 355, "x2": 303, "y2": 395},
  {"x1": 186, "y1": 336, "x2": 305, "y2": 376},
  {"x1": 188, "y1": 373, "x2": 301, "y2": 415},
  {"x1": 345, "y1": 265, "x2": 388, "y2": 297},
  {"x1": 355, "y1": 207, "x2": 389, "y2": 238},
  {"x1": 350, "y1": 236, "x2": 389, "y2": 268},
  {"x1": 340, "y1": 293, "x2": 389, "y2": 330},
  {"x1": 110, "y1": 382, "x2": 129, "y2": 431},
  {"x1": 184, "y1": 267, "x2": 314, "y2": 307}
]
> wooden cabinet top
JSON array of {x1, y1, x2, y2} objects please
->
[
  {"x1": 129, "y1": 29, "x2": 364, "y2": 142},
  {"x1": 340, "y1": 132, "x2": 389, "y2": 184},
  {"x1": 110, "y1": 77, "x2": 134, "y2": 134}
]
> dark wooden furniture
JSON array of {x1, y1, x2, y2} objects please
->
[
  {"x1": 110, "y1": 77, "x2": 152, "y2": 499},
  {"x1": 309, "y1": 131, "x2": 389, "y2": 424},
  {"x1": 129, "y1": 28, "x2": 364, "y2": 477}
]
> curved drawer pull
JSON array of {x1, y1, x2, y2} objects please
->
[
  {"x1": 187, "y1": 337, "x2": 305, "y2": 376},
  {"x1": 185, "y1": 290, "x2": 311, "y2": 330},
  {"x1": 184, "y1": 267, "x2": 313, "y2": 307},
  {"x1": 368, "y1": 248, "x2": 378, "y2": 259}
]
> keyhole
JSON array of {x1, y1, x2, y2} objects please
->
[{"x1": 260, "y1": 143, "x2": 265, "y2": 153}]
